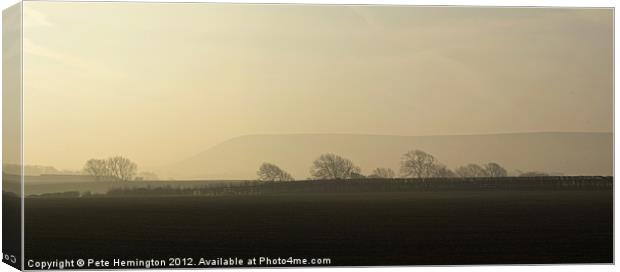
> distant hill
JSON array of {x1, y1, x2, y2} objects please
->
[
  {"x1": 158, "y1": 132, "x2": 613, "y2": 180},
  {"x1": 3, "y1": 164, "x2": 83, "y2": 176}
]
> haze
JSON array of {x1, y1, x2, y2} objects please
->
[{"x1": 21, "y1": 2, "x2": 612, "y2": 171}]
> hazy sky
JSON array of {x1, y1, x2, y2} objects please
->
[{"x1": 22, "y1": 2, "x2": 612, "y2": 170}]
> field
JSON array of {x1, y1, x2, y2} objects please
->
[
  {"x1": 2, "y1": 193, "x2": 21, "y2": 270},
  {"x1": 23, "y1": 188, "x2": 612, "y2": 268}
]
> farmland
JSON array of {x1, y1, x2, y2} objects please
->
[
  {"x1": 2, "y1": 192, "x2": 21, "y2": 270},
  {"x1": 23, "y1": 181, "x2": 612, "y2": 267}
]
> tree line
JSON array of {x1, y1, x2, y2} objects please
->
[
  {"x1": 82, "y1": 150, "x2": 547, "y2": 182},
  {"x1": 83, "y1": 156, "x2": 157, "y2": 181},
  {"x1": 257, "y1": 149, "x2": 548, "y2": 182}
]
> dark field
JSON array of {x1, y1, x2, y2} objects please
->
[
  {"x1": 24, "y1": 190, "x2": 612, "y2": 267},
  {"x1": 2, "y1": 193, "x2": 21, "y2": 270}
]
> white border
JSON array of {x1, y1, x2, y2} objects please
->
[
  {"x1": 0, "y1": 1, "x2": 617, "y2": 272},
  {"x1": 7, "y1": 0, "x2": 617, "y2": 7}
]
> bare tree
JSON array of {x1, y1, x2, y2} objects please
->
[
  {"x1": 369, "y1": 168, "x2": 396, "y2": 179},
  {"x1": 83, "y1": 159, "x2": 110, "y2": 181},
  {"x1": 84, "y1": 156, "x2": 137, "y2": 181},
  {"x1": 400, "y1": 150, "x2": 439, "y2": 178},
  {"x1": 310, "y1": 154, "x2": 361, "y2": 180},
  {"x1": 429, "y1": 164, "x2": 455, "y2": 178},
  {"x1": 106, "y1": 156, "x2": 137, "y2": 181},
  {"x1": 455, "y1": 164, "x2": 489, "y2": 177},
  {"x1": 257, "y1": 162, "x2": 294, "y2": 182},
  {"x1": 485, "y1": 162, "x2": 507, "y2": 177}
]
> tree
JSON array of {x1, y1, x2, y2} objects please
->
[
  {"x1": 485, "y1": 162, "x2": 507, "y2": 177},
  {"x1": 429, "y1": 164, "x2": 455, "y2": 178},
  {"x1": 83, "y1": 159, "x2": 110, "y2": 181},
  {"x1": 310, "y1": 154, "x2": 361, "y2": 180},
  {"x1": 455, "y1": 164, "x2": 489, "y2": 177},
  {"x1": 369, "y1": 168, "x2": 396, "y2": 179},
  {"x1": 106, "y1": 156, "x2": 138, "y2": 181},
  {"x1": 257, "y1": 163, "x2": 294, "y2": 182},
  {"x1": 400, "y1": 150, "x2": 439, "y2": 178},
  {"x1": 84, "y1": 156, "x2": 137, "y2": 181}
]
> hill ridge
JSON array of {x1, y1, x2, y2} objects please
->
[{"x1": 159, "y1": 132, "x2": 612, "y2": 180}]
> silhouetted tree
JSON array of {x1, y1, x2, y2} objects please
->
[
  {"x1": 369, "y1": 168, "x2": 396, "y2": 179},
  {"x1": 310, "y1": 154, "x2": 361, "y2": 180},
  {"x1": 430, "y1": 164, "x2": 455, "y2": 178},
  {"x1": 84, "y1": 156, "x2": 137, "y2": 181},
  {"x1": 107, "y1": 156, "x2": 137, "y2": 181},
  {"x1": 485, "y1": 162, "x2": 507, "y2": 177},
  {"x1": 257, "y1": 163, "x2": 294, "y2": 182},
  {"x1": 400, "y1": 150, "x2": 440, "y2": 178},
  {"x1": 455, "y1": 164, "x2": 488, "y2": 177},
  {"x1": 83, "y1": 159, "x2": 110, "y2": 181}
]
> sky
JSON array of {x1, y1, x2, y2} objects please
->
[{"x1": 21, "y1": 2, "x2": 613, "y2": 171}]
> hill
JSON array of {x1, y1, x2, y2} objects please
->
[{"x1": 157, "y1": 132, "x2": 612, "y2": 180}]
